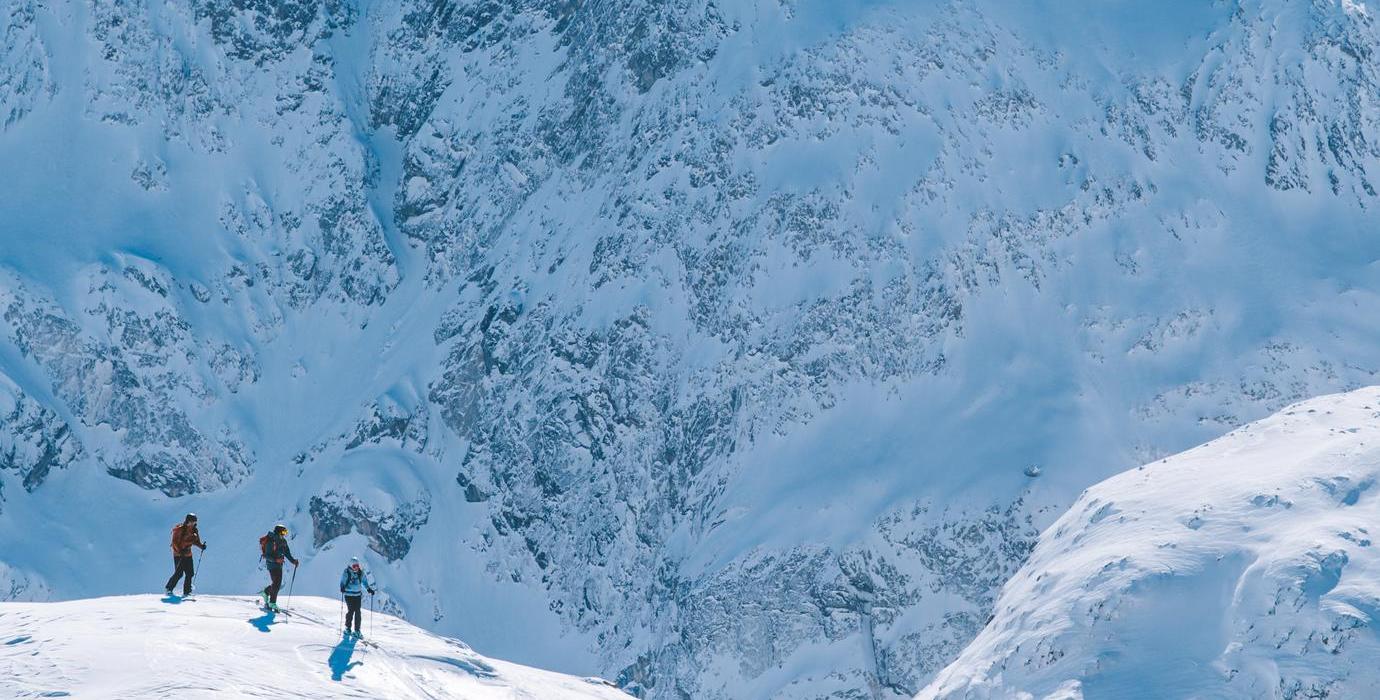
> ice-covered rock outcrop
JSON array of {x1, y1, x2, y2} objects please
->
[{"x1": 924, "y1": 387, "x2": 1380, "y2": 699}]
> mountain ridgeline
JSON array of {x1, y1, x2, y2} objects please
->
[{"x1": 1, "y1": 1, "x2": 1379, "y2": 698}]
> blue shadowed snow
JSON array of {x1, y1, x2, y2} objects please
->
[
  {"x1": 996, "y1": 0, "x2": 1235, "y2": 73},
  {"x1": 0, "y1": 112, "x2": 230, "y2": 286},
  {"x1": 329, "y1": 637, "x2": 363, "y2": 680}
]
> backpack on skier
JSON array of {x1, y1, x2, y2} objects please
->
[
  {"x1": 259, "y1": 532, "x2": 281, "y2": 563},
  {"x1": 259, "y1": 525, "x2": 295, "y2": 565}
]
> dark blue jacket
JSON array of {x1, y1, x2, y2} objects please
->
[{"x1": 263, "y1": 532, "x2": 295, "y2": 567}]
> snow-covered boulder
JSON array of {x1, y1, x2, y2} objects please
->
[
  {"x1": 0, "y1": 595, "x2": 628, "y2": 699},
  {"x1": 922, "y1": 387, "x2": 1380, "y2": 699}
]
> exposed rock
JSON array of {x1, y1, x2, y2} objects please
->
[
  {"x1": 0, "y1": 378, "x2": 82, "y2": 496},
  {"x1": 310, "y1": 491, "x2": 431, "y2": 562}
]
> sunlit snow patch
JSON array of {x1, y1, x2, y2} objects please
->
[{"x1": 0, "y1": 595, "x2": 629, "y2": 699}]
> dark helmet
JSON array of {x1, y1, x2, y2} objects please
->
[
  {"x1": 185, "y1": 513, "x2": 198, "y2": 523},
  {"x1": 273, "y1": 523, "x2": 288, "y2": 536}
]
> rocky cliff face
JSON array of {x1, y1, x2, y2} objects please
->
[
  {"x1": 0, "y1": 375, "x2": 81, "y2": 498},
  {"x1": 2, "y1": 1, "x2": 1379, "y2": 698}
]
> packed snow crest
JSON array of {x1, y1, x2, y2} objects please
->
[
  {"x1": 923, "y1": 387, "x2": 1380, "y2": 699},
  {"x1": 0, "y1": 595, "x2": 628, "y2": 699}
]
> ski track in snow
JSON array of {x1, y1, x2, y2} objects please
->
[{"x1": 0, "y1": 595, "x2": 628, "y2": 699}]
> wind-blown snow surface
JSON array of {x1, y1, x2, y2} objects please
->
[
  {"x1": 0, "y1": 595, "x2": 627, "y2": 699},
  {"x1": 2, "y1": 0, "x2": 1380, "y2": 698},
  {"x1": 923, "y1": 387, "x2": 1380, "y2": 699}
]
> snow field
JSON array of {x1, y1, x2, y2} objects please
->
[{"x1": 0, "y1": 595, "x2": 628, "y2": 699}]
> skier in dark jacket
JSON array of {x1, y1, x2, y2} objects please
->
[
  {"x1": 339, "y1": 556, "x2": 376, "y2": 637},
  {"x1": 164, "y1": 513, "x2": 207, "y2": 596},
  {"x1": 259, "y1": 524, "x2": 299, "y2": 611}
]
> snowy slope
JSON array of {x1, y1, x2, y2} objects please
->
[
  {"x1": 922, "y1": 386, "x2": 1380, "y2": 699},
  {"x1": 0, "y1": 594, "x2": 628, "y2": 699},
  {"x1": 2, "y1": 1, "x2": 1380, "y2": 698}
]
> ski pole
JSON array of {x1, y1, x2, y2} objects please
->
[
  {"x1": 369, "y1": 591, "x2": 375, "y2": 638},
  {"x1": 196, "y1": 547, "x2": 204, "y2": 589},
  {"x1": 340, "y1": 595, "x2": 345, "y2": 635},
  {"x1": 287, "y1": 565, "x2": 297, "y2": 609}
]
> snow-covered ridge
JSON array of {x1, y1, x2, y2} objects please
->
[
  {"x1": 0, "y1": 595, "x2": 628, "y2": 699},
  {"x1": 923, "y1": 387, "x2": 1380, "y2": 699}
]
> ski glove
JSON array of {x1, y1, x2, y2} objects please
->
[
  {"x1": 200, "y1": 543, "x2": 208, "y2": 550},
  {"x1": 340, "y1": 587, "x2": 346, "y2": 593},
  {"x1": 367, "y1": 588, "x2": 375, "y2": 595}
]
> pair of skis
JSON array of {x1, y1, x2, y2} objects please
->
[
  {"x1": 341, "y1": 631, "x2": 379, "y2": 649},
  {"x1": 257, "y1": 599, "x2": 379, "y2": 648}
]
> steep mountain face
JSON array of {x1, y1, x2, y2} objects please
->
[
  {"x1": 923, "y1": 387, "x2": 1380, "y2": 699},
  {"x1": 2, "y1": 1, "x2": 1379, "y2": 698}
]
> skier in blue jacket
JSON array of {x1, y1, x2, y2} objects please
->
[{"x1": 339, "y1": 557, "x2": 375, "y2": 637}]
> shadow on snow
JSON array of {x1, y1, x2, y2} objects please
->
[
  {"x1": 330, "y1": 635, "x2": 363, "y2": 681},
  {"x1": 247, "y1": 611, "x2": 280, "y2": 633}
]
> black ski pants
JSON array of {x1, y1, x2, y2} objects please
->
[
  {"x1": 264, "y1": 563, "x2": 284, "y2": 604},
  {"x1": 345, "y1": 594, "x2": 363, "y2": 631},
  {"x1": 165, "y1": 555, "x2": 195, "y2": 595}
]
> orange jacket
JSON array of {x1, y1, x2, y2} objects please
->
[{"x1": 170, "y1": 523, "x2": 203, "y2": 557}]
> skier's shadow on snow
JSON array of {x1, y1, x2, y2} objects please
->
[
  {"x1": 329, "y1": 637, "x2": 362, "y2": 681},
  {"x1": 247, "y1": 611, "x2": 280, "y2": 633}
]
